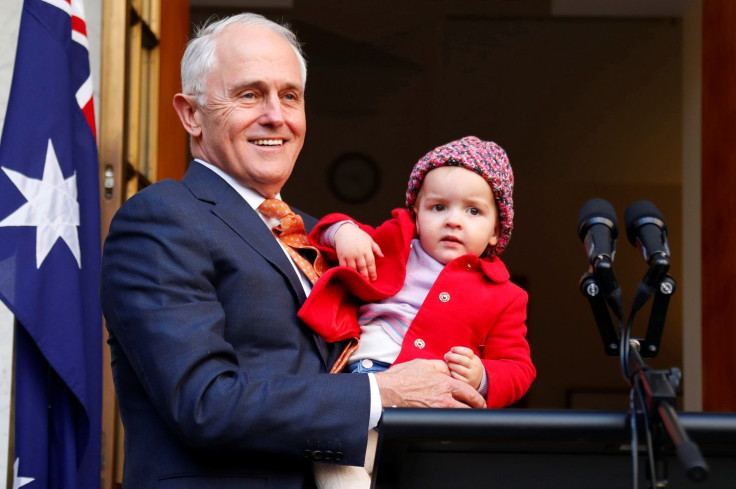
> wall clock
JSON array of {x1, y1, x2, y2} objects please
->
[{"x1": 327, "y1": 152, "x2": 380, "y2": 204}]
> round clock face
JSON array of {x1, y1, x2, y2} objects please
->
[{"x1": 328, "y1": 153, "x2": 380, "y2": 203}]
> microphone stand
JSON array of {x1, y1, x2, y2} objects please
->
[
  {"x1": 580, "y1": 272, "x2": 620, "y2": 356},
  {"x1": 579, "y1": 270, "x2": 709, "y2": 487},
  {"x1": 627, "y1": 340, "x2": 709, "y2": 484},
  {"x1": 637, "y1": 275, "x2": 676, "y2": 359}
]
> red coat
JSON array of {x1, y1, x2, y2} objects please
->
[{"x1": 298, "y1": 208, "x2": 536, "y2": 407}]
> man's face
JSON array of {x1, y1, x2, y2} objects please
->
[{"x1": 192, "y1": 25, "x2": 306, "y2": 197}]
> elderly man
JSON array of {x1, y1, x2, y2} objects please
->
[{"x1": 100, "y1": 12, "x2": 484, "y2": 489}]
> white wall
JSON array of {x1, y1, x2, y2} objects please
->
[
  {"x1": 0, "y1": 1, "x2": 21, "y2": 136},
  {"x1": 0, "y1": 3, "x2": 23, "y2": 485},
  {"x1": 0, "y1": 303, "x2": 13, "y2": 489}
]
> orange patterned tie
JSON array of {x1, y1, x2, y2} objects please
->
[
  {"x1": 259, "y1": 199, "x2": 356, "y2": 373},
  {"x1": 258, "y1": 199, "x2": 328, "y2": 285}
]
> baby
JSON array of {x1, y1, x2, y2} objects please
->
[{"x1": 301, "y1": 136, "x2": 536, "y2": 488}]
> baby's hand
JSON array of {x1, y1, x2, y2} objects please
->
[
  {"x1": 444, "y1": 346, "x2": 484, "y2": 390},
  {"x1": 334, "y1": 223, "x2": 384, "y2": 282}
]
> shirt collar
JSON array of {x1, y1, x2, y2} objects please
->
[{"x1": 194, "y1": 159, "x2": 281, "y2": 211}]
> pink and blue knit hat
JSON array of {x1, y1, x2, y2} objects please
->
[{"x1": 405, "y1": 136, "x2": 514, "y2": 255}]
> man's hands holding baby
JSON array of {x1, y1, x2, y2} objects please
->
[{"x1": 374, "y1": 359, "x2": 486, "y2": 409}]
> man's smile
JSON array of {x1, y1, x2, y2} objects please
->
[{"x1": 251, "y1": 138, "x2": 285, "y2": 146}]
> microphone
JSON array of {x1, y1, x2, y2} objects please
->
[
  {"x1": 578, "y1": 198, "x2": 623, "y2": 318},
  {"x1": 625, "y1": 200, "x2": 671, "y2": 311},
  {"x1": 625, "y1": 200, "x2": 670, "y2": 264}
]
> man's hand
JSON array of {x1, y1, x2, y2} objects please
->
[
  {"x1": 374, "y1": 359, "x2": 486, "y2": 408},
  {"x1": 444, "y1": 346, "x2": 484, "y2": 390},
  {"x1": 334, "y1": 223, "x2": 383, "y2": 281}
]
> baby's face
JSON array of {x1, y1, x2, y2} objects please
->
[{"x1": 413, "y1": 166, "x2": 499, "y2": 264}]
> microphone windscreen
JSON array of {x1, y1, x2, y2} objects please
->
[
  {"x1": 578, "y1": 198, "x2": 618, "y2": 240},
  {"x1": 624, "y1": 200, "x2": 666, "y2": 245}
]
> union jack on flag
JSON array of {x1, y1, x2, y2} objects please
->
[{"x1": 0, "y1": 0, "x2": 102, "y2": 487}]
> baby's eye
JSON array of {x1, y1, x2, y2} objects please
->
[
  {"x1": 432, "y1": 204, "x2": 446, "y2": 212},
  {"x1": 467, "y1": 207, "x2": 480, "y2": 216}
]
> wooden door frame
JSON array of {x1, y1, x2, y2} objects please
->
[
  {"x1": 98, "y1": 1, "x2": 128, "y2": 486},
  {"x1": 701, "y1": 0, "x2": 736, "y2": 412}
]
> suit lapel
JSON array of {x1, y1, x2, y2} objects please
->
[
  {"x1": 183, "y1": 162, "x2": 307, "y2": 302},
  {"x1": 181, "y1": 162, "x2": 331, "y2": 367}
]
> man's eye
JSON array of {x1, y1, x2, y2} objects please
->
[
  {"x1": 242, "y1": 92, "x2": 256, "y2": 99},
  {"x1": 284, "y1": 93, "x2": 297, "y2": 101}
]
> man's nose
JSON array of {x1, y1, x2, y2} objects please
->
[{"x1": 259, "y1": 94, "x2": 285, "y2": 125}]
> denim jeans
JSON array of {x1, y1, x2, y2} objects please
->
[{"x1": 345, "y1": 359, "x2": 391, "y2": 374}]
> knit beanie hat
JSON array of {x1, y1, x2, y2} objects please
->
[{"x1": 405, "y1": 136, "x2": 514, "y2": 255}]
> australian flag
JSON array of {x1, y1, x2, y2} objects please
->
[{"x1": 0, "y1": 0, "x2": 101, "y2": 487}]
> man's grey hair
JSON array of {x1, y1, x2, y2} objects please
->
[{"x1": 180, "y1": 13, "x2": 307, "y2": 105}]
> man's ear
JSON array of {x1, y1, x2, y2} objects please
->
[{"x1": 173, "y1": 93, "x2": 202, "y2": 137}]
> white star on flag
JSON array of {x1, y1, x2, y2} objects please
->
[
  {"x1": 12, "y1": 458, "x2": 35, "y2": 489},
  {"x1": 0, "y1": 138, "x2": 81, "y2": 269}
]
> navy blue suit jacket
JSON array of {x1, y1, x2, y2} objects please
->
[{"x1": 100, "y1": 162, "x2": 371, "y2": 489}]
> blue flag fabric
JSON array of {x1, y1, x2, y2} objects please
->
[{"x1": 0, "y1": 0, "x2": 101, "y2": 487}]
